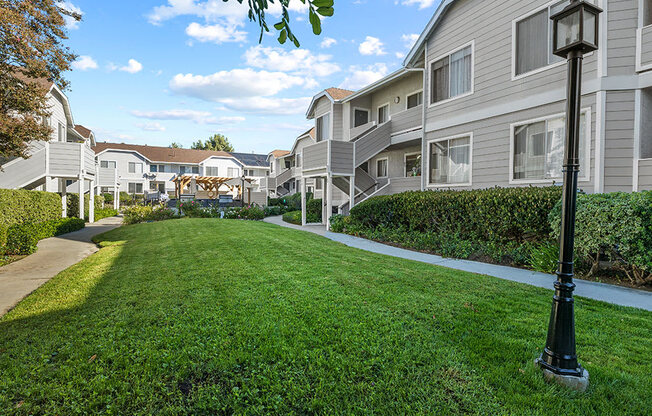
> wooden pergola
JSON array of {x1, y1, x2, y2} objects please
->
[{"x1": 173, "y1": 175, "x2": 254, "y2": 201}]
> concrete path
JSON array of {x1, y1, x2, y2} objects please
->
[
  {"x1": 0, "y1": 216, "x2": 123, "y2": 317},
  {"x1": 264, "y1": 216, "x2": 652, "y2": 311}
]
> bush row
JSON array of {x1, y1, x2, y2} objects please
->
[
  {"x1": 94, "y1": 208, "x2": 118, "y2": 222},
  {"x1": 282, "y1": 211, "x2": 302, "y2": 225},
  {"x1": 224, "y1": 206, "x2": 265, "y2": 221},
  {"x1": 0, "y1": 189, "x2": 61, "y2": 228},
  {"x1": 2, "y1": 218, "x2": 85, "y2": 255},
  {"x1": 65, "y1": 193, "x2": 104, "y2": 221},
  {"x1": 123, "y1": 206, "x2": 178, "y2": 225}
]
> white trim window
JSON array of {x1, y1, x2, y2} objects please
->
[
  {"x1": 316, "y1": 113, "x2": 331, "y2": 142},
  {"x1": 128, "y1": 182, "x2": 143, "y2": 194},
  {"x1": 376, "y1": 157, "x2": 388, "y2": 178},
  {"x1": 377, "y1": 103, "x2": 390, "y2": 124},
  {"x1": 150, "y1": 164, "x2": 165, "y2": 173},
  {"x1": 128, "y1": 162, "x2": 143, "y2": 174},
  {"x1": 100, "y1": 160, "x2": 116, "y2": 169},
  {"x1": 430, "y1": 42, "x2": 474, "y2": 105},
  {"x1": 405, "y1": 153, "x2": 422, "y2": 177},
  {"x1": 206, "y1": 166, "x2": 219, "y2": 177},
  {"x1": 227, "y1": 167, "x2": 239, "y2": 178},
  {"x1": 353, "y1": 108, "x2": 370, "y2": 127},
  {"x1": 407, "y1": 90, "x2": 423, "y2": 109},
  {"x1": 428, "y1": 135, "x2": 472, "y2": 186},
  {"x1": 511, "y1": 110, "x2": 591, "y2": 182},
  {"x1": 513, "y1": 1, "x2": 569, "y2": 78}
]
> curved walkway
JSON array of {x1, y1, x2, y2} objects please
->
[
  {"x1": 0, "y1": 216, "x2": 123, "y2": 317},
  {"x1": 263, "y1": 216, "x2": 652, "y2": 311}
]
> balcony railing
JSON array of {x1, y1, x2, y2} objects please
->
[{"x1": 390, "y1": 105, "x2": 422, "y2": 135}]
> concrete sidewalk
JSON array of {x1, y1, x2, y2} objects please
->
[
  {"x1": 0, "y1": 216, "x2": 123, "y2": 317},
  {"x1": 263, "y1": 216, "x2": 652, "y2": 311}
]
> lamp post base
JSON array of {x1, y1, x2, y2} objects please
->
[{"x1": 535, "y1": 358, "x2": 589, "y2": 392}]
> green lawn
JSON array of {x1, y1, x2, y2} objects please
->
[{"x1": 1, "y1": 219, "x2": 650, "y2": 415}]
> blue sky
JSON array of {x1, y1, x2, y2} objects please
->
[{"x1": 60, "y1": 0, "x2": 440, "y2": 153}]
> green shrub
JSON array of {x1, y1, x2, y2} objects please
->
[
  {"x1": 224, "y1": 206, "x2": 265, "y2": 221},
  {"x1": 282, "y1": 211, "x2": 302, "y2": 225},
  {"x1": 549, "y1": 191, "x2": 652, "y2": 285},
  {"x1": 329, "y1": 214, "x2": 351, "y2": 233},
  {"x1": 179, "y1": 200, "x2": 206, "y2": 218},
  {"x1": 0, "y1": 225, "x2": 7, "y2": 249},
  {"x1": 307, "y1": 198, "x2": 322, "y2": 223},
  {"x1": 528, "y1": 242, "x2": 559, "y2": 274},
  {"x1": 65, "y1": 193, "x2": 104, "y2": 221},
  {"x1": 102, "y1": 193, "x2": 114, "y2": 205},
  {"x1": 123, "y1": 206, "x2": 178, "y2": 225},
  {"x1": 94, "y1": 208, "x2": 118, "y2": 222},
  {"x1": 350, "y1": 187, "x2": 562, "y2": 244},
  {"x1": 269, "y1": 193, "x2": 313, "y2": 211},
  {"x1": 3, "y1": 218, "x2": 85, "y2": 255},
  {"x1": 0, "y1": 189, "x2": 61, "y2": 228}
]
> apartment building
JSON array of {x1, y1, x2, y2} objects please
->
[
  {"x1": 265, "y1": 0, "x2": 651, "y2": 230},
  {"x1": 93, "y1": 143, "x2": 269, "y2": 199}
]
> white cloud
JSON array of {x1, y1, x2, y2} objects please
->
[
  {"x1": 339, "y1": 64, "x2": 389, "y2": 90},
  {"x1": 56, "y1": 2, "x2": 83, "y2": 30},
  {"x1": 218, "y1": 97, "x2": 312, "y2": 115},
  {"x1": 398, "y1": 0, "x2": 437, "y2": 9},
  {"x1": 131, "y1": 109, "x2": 245, "y2": 125},
  {"x1": 120, "y1": 59, "x2": 143, "y2": 74},
  {"x1": 72, "y1": 55, "x2": 98, "y2": 71},
  {"x1": 136, "y1": 122, "x2": 166, "y2": 132},
  {"x1": 243, "y1": 45, "x2": 340, "y2": 78},
  {"x1": 359, "y1": 36, "x2": 386, "y2": 56},
  {"x1": 185, "y1": 22, "x2": 247, "y2": 44},
  {"x1": 169, "y1": 68, "x2": 307, "y2": 101},
  {"x1": 401, "y1": 33, "x2": 420, "y2": 49},
  {"x1": 320, "y1": 37, "x2": 337, "y2": 49}
]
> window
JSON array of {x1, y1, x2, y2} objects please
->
[
  {"x1": 316, "y1": 114, "x2": 330, "y2": 141},
  {"x1": 407, "y1": 91, "x2": 423, "y2": 109},
  {"x1": 191, "y1": 166, "x2": 199, "y2": 174},
  {"x1": 429, "y1": 136, "x2": 472, "y2": 185},
  {"x1": 307, "y1": 186, "x2": 314, "y2": 194},
  {"x1": 128, "y1": 183, "x2": 143, "y2": 194},
  {"x1": 244, "y1": 169, "x2": 255, "y2": 176},
  {"x1": 128, "y1": 162, "x2": 143, "y2": 174},
  {"x1": 315, "y1": 178, "x2": 323, "y2": 190},
  {"x1": 150, "y1": 182, "x2": 165, "y2": 192},
  {"x1": 150, "y1": 164, "x2": 158, "y2": 173},
  {"x1": 354, "y1": 108, "x2": 370, "y2": 127},
  {"x1": 58, "y1": 122, "x2": 65, "y2": 142},
  {"x1": 645, "y1": 0, "x2": 652, "y2": 27},
  {"x1": 158, "y1": 165, "x2": 166, "y2": 173},
  {"x1": 100, "y1": 187, "x2": 110, "y2": 193},
  {"x1": 376, "y1": 158, "x2": 388, "y2": 178},
  {"x1": 206, "y1": 166, "x2": 219, "y2": 177},
  {"x1": 405, "y1": 153, "x2": 422, "y2": 177},
  {"x1": 100, "y1": 160, "x2": 116, "y2": 169},
  {"x1": 270, "y1": 162, "x2": 275, "y2": 173},
  {"x1": 431, "y1": 43, "x2": 473, "y2": 104},
  {"x1": 227, "y1": 167, "x2": 238, "y2": 177},
  {"x1": 515, "y1": 1, "x2": 568, "y2": 77},
  {"x1": 179, "y1": 166, "x2": 186, "y2": 175},
  {"x1": 377, "y1": 104, "x2": 389, "y2": 124},
  {"x1": 512, "y1": 111, "x2": 589, "y2": 181}
]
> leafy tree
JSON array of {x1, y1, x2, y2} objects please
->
[
  {"x1": 169, "y1": 142, "x2": 183, "y2": 148},
  {"x1": 0, "y1": 1, "x2": 80, "y2": 159},
  {"x1": 191, "y1": 134, "x2": 235, "y2": 152},
  {"x1": 227, "y1": 0, "x2": 334, "y2": 47}
]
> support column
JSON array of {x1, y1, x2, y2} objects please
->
[
  {"x1": 326, "y1": 175, "x2": 333, "y2": 230},
  {"x1": 349, "y1": 175, "x2": 355, "y2": 213},
  {"x1": 89, "y1": 180, "x2": 95, "y2": 223},
  {"x1": 61, "y1": 179, "x2": 67, "y2": 218},
  {"x1": 301, "y1": 178, "x2": 307, "y2": 226},
  {"x1": 79, "y1": 178, "x2": 85, "y2": 220}
]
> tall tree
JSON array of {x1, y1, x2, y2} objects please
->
[
  {"x1": 191, "y1": 134, "x2": 235, "y2": 152},
  {"x1": 0, "y1": 1, "x2": 80, "y2": 159},
  {"x1": 225, "y1": 0, "x2": 334, "y2": 47}
]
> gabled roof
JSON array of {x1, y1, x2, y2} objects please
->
[
  {"x1": 404, "y1": 0, "x2": 457, "y2": 67},
  {"x1": 290, "y1": 127, "x2": 316, "y2": 154},
  {"x1": 73, "y1": 125, "x2": 93, "y2": 139},
  {"x1": 269, "y1": 149, "x2": 291, "y2": 158},
  {"x1": 229, "y1": 152, "x2": 269, "y2": 168},
  {"x1": 93, "y1": 142, "x2": 233, "y2": 164},
  {"x1": 306, "y1": 87, "x2": 355, "y2": 118}
]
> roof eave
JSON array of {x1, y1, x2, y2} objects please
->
[{"x1": 403, "y1": 0, "x2": 456, "y2": 68}]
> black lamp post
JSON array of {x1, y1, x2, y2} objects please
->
[
  {"x1": 241, "y1": 174, "x2": 246, "y2": 207},
  {"x1": 537, "y1": 0, "x2": 602, "y2": 385}
]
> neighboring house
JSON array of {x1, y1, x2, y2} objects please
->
[
  {"x1": 263, "y1": 149, "x2": 291, "y2": 197},
  {"x1": 292, "y1": 0, "x2": 652, "y2": 230},
  {"x1": 0, "y1": 79, "x2": 99, "y2": 220},
  {"x1": 93, "y1": 143, "x2": 270, "y2": 199}
]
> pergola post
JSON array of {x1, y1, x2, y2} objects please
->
[
  {"x1": 61, "y1": 179, "x2": 67, "y2": 218},
  {"x1": 78, "y1": 177, "x2": 85, "y2": 220}
]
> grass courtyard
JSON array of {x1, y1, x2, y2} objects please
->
[{"x1": 0, "y1": 219, "x2": 650, "y2": 415}]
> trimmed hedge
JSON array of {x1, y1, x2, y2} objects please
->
[
  {"x1": 550, "y1": 191, "x2": 652, "y2": 285},
  {"x1": 65, "y1": 193, "x2": 104, "y2": 221},
  {"x1": 3, "y1": 218, "x2": 85, "y2": 255},
  {"x1": 94, "y1": 208, "x2": 118, "y2": 222},
  {"x1": 0, "y1": 189, "x2": 61, "y2": 228},
  {"x1": 349, "y1": 187, "x2": 562, "y2": 244},
  {"x1": 283, "y1": 211, "x2": 302, "y2": 225},
  {"x1": 307, "y1": 198, "x2": 322, "y2": 223},
  {"x1": 123, "y1": 206, "x2": 178, "y2": 225},
  {"x1": 224, "y1": 206, "x2": 265, "y2": 221}
]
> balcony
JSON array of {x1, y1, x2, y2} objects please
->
[
  {"x1": 302, "y1": 140, "x2": 355, "y2": 176},
  {"x1": 97, "y1": 167, "x2": 119, "y2": 187},
  {"x1": 637, "y1": 25, "x2": 652, "y2": 72}
]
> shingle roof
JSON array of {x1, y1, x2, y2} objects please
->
[
  {"x1": 93, "y1": 142, "x2": 232, "y2": 164},
  {"x1": 73, "y1": 125, "x2": 93, "y2": 139},
  {"x1": 270, "y1": 150, "x2": 291, "y2": 158},
  {"x1": 229, "y1": 152, "x2": 269, "y2": 168},
  {"x1": 325, "y1": 87, "x2": 355, "y2": 101}
]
